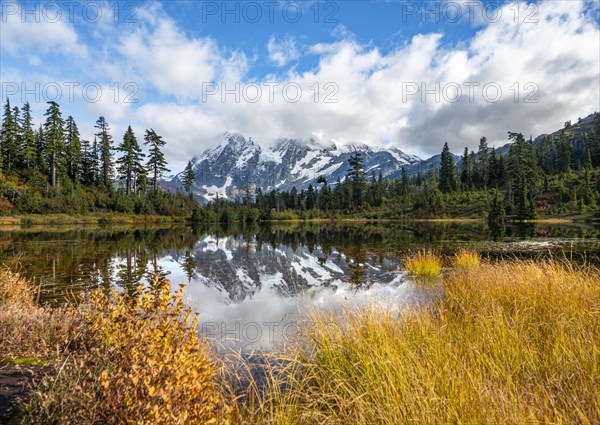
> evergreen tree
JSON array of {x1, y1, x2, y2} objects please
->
[
  {"x1": 1, "y1": 98, "x2": 19, "y2": 174},
  {"x1": 137, "y1": 167, "x2": 148, "y2": 195},
  {"x1": 90, "y1": 136, "x2": 100, "y2": 185},
  {"x1": 182, "y1": 160, "x2": 195, "y2": 194},
  {"x1": 439, "y1": 142, "x2": 457, "y2": 193},
  {"x1": 477, "y1": 136, "x2": 489, "y2": 188},
  {"x1": 95, "y1": 116, "x2": 114, "y2": 189},
  {"x1": 400, "y1": 167, "x2": 410, "y2": 196},
  {"x1": 65, "y1": 116, "x2": 82, "y2": 182},
  {"x1": 460, "y1": 146, "x2": 473, "y2": 190},
  {"x1": 19, "y1": 102, "x2": 37, "y2": 173},
  {"x1": 81, "y1": 138, "x2": 94, "y2": 185},
  {"x1": 488, "y1": 148, "x2": 499, "y2": 187},
  {"x1": 507, "y1": 132, "x2": 539, "y2": 218},
  {"x1": 43, "y1": 101, "x2": 65, "y2": 187},
  {"x1": 368, "y1": 173, "x2": 383, "y2": 207},
  {"x1": 144, "y1": 129, "x2": 169, "y2": 191},
  {"x1": 11, "y1": 106, "x2": 22, "y2": 171},
  {"x1": 317, "y1": 176, "x2": 332, "y2": 210},
  {"x1": 306, "y1": 184, "x2": 317, "y2": 209},
  {"x1": 34, "y1": 124, "x2": 47, "y2": 176},
  {"x1": 116, "y1": 126, "x2": 145, "y2": 195},
  {"x1": 347, "y1": 151, "x2": 366, "y2": 207},
  {"x1": 488, "y1": 189, "x2": 505, "y2": 224},
  {"x1": 290, "y1": 186, "x2": 299, "y2": 209},
  {"x1": 536, "y1": 136, "x2": 553, "y2": 174},
  {"x1": 557, "y1": 131, "x2": 573, "y2": 172}
]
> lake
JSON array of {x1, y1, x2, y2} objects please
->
[{"x1": 1, "y1": 221, "x2": 599, "y2": 350}]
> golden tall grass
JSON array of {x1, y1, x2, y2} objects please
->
[
  {"x1": 4, "y1": 260, "x2": 600, "y2": 424},
  {"x1": 0, "y1": 267, "x2": 77, "y2": 359},
  {"x1": 0, "y1": 267, "x2": 35, "y2": 308},
  {"x1": 245, "y1": 260, "x2": 600, "y2": 424},
  {"x1": 403, "y1": 250, "x2": 443, "y2": 277},
  {"x1": 452, "y1": 249, "x2": 481, "y2": 269}
]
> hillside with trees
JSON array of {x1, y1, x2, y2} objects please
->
[
  {"x1": 0, "y1": 99, "x2": 197, "y2": 217},
  {"x1": 1, "y1": 98, "x2": 598, "y2": 223}
]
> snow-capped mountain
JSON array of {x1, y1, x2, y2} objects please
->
[{"x1": 167, "y1": 133, "x2": 421, "y2": 203}]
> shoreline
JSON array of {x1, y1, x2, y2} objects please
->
[
  {"x1": 1, "y1": 214, "x2": 596, "y2": 227},
  {"x1": 0, "y1": 214, "x2": 189, "y2": 226}
]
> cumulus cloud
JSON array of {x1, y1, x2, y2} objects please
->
[
  {"x1": 3, "y1": 0, "x2": 598, "y2": 169},
  {"x1": 0, "y1": 6, "x2": 88, "y2": 59},
  {"x1": 116, "y1": 20, "x2": 219, "y2": 100},
  {"x1": 267, "y1": 35, "x2": 300, "y2": 67},
  {"x1": 132, "y1": 1, "x2": 598, "y2": 164}
]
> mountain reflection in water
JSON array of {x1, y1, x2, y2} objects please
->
[{"x1": 0, "y1": 221, "x2": 598, "y2": 349}]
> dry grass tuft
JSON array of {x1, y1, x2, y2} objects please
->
[
  {"x1": 243, "y1": 260, "x2": 600, "y2": 425},
  {"x1": 0, "y1": 268, "x2": 78, "y2": 359},
  {"x1": 403, "y1": 250, "x2": 443, "y2": 278},
  {"x1": 0, "y1": 267, "x2": 35, "y2": 308},
  {"x1": 452, "y1": 249, "x2": 481, "y2": 269}
]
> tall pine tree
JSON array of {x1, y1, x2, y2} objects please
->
[
  {"x1": 347, "y1": 151, "x2": 366, "y2": 207},
  {"x1": 1, "y1": 98, "x2": 19, "y2": 174},
  {"x1": 116, "y1": 126, "x2": 145, "y2": 195},
  {"x1": 19, "y1": 102, "x2": 37, "y2": 174},
  {"x1": 477, "y1": 136, "x2": 489, "y2": 188},
  {"x1": 439, "y1": 142, "x2": 457, "y2": 193},
  {"x1": 182, "y1": 160, "x2": 195, "y2": 195},
  {"x1": 65, "y1": 116, "x2": 82, "y2": 182},
  {"x1": 144, "y1": 129, "x2": 169, "y2": 192},
  {"x1": 43, "y1": 101, "x2": 65, "y2": 187},
  {"x1": 95, "y1": 116, "x2": 114, "y2": 189},
  {"x1": 507, "y1": 132, "x2": 539, "y2": 218}
]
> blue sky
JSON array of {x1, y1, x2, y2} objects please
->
[{"x1": 1, "y1": 1, "x2": 599, "y2": 171}]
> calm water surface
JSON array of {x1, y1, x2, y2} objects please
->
[{"x1": 1, "y1": 221, "x2": 599, "y2": 350}]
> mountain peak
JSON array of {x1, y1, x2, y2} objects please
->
[{"x1": 169, "y1": 134, "x2": 421, "y2": 203}]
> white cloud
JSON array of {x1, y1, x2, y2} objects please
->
[
  {"x1": 196, "y1": 1, "x2": 596, "y2": 159},
  {"x1": 3, "y1": 0, "x2": 598, "y2": 169},
  {"x1": 267, "y1": 35, "x2": 300, "y2": 67},
  {"x1": 117, "y1": 19, "x2": 219, "y2": 100},
  {"x1": 0, "y1": 9, "x2": 88, "y2": 58},
  {"x1": 108, "y1": 4, "x2": 249, "y2": 101}
]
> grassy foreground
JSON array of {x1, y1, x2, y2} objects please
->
[
  {"x1": 1, "y1": 258, "x2": 599, "y2": 424},
  {"x1": 243, "y1": 259, "x2": 600, "y2": 424}
]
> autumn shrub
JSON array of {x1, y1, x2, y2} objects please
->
[{"x1": 21, "y1": 278, "x2": 233, "y2": 424}]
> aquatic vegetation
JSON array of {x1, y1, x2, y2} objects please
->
[
  {"x1": 452, "y1": 249, "x2": 481, "y2": 269},
  {"x1": 243, "y1": 260, "x2": 600, "y2": 424},
  {"x1": 403, "y1": 250, "x2": 443, "y2": 278}
]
